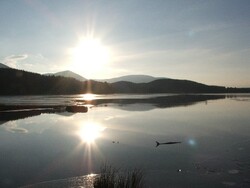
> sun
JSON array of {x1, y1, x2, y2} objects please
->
[{"x1": 70, "y1": 37, "x2": 110, "y2": 77}]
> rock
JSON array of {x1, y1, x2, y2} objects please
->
[{"x1": 66, "y1": 106, "x2": 88, "y2": 113}]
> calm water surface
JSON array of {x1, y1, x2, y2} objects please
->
[{"x1": 0, "y1": 94, "x2": 250, "y2": 187}]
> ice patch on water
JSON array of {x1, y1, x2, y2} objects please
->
[
  {"x1": 228, "y1": 169, "x2": 239, "y2": 174},
  {"x1": 9, "y1": 127, "x2": 28, "y2": 133},
  {"x1": 3, "y1": 121, "x2": 28, "y2": 133},
  {"x1": 222, "y1": 181, "x2": 236, "y2": 186}
]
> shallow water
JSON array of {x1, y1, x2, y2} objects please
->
[{"x1": 0, "y1": 94, "x2": 250, "y2": 187}]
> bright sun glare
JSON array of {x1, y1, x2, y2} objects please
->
[
  {"x1": 70, "y1": 37, "x2": 110, "y2": 77},
  {"x1": 79, "y1": 123, "x2": 106, "y2": 143}
]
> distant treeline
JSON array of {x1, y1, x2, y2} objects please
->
[
  {"x1": 112, "y1": 80, "x2": 250, "y2": 93},
  {"x1": 0, "y1": 68, "x2": 113, "y2": 95},
  {"x1": 112, "y1": 79, "x2": 226, "y2": 93},
  {"x1": 0, "y1": 68, "x2": 250, "y2": 95}
]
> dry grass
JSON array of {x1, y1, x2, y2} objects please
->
[{"x1": 94, "y1": 164, "x2": 144, "y2": 188}]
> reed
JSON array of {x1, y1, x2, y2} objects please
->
[{"x1": 94, "y1": 164, "x2": 144, "y2": 188}]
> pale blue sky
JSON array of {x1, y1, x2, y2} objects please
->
[{"x1": 0, "y1": 0, "x2": 250, "y2": 87}]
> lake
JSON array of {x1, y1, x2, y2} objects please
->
[{"x1": 0, "y1": 94, "x2": 250, "y2": 187}]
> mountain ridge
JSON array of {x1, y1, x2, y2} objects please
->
[
  {"x1": 46, "y1": 70, "x2": 165, "y2": 83},
  {"x1": 44, "y1": 70, "x2": 87, "y2": 82},
  {"x1": 1, "y1": 67, "x2": 250, "y2": 95},
  {"x1": 96, "y1": 74, "x2": 165, "y2": 83},
  {"x1": 0, "y1": 63, "x2": 9, "y2": 69}
]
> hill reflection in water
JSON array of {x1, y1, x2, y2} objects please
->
[
  {"x1": 1, "y1": 94, "x2": 250, "y2": 188},
  {"x1": 0, "y1": 94, "x2": 225, "y2": 122}
]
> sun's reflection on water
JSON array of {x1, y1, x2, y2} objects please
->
[
  {"x1": 81, "y1": 93, "x2": 96, "y2": 101},
  {"x1": 74, "y1": 121, "x2": 106, "y2": 173},
  {"x1": 78, "y1": 122, "x2": 106, "y2": 144},
  {"x1": 76, "y1": 93, "x2": 97, "y2": 107}
]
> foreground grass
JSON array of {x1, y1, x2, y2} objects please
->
[{"x1": 94, "y1": 164, "x2": 144, "y2": 188}]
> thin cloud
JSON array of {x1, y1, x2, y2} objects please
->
[
  {"x1": 0, "y1": 53, "x2": 59, "y2": 74},
  {"x1": 6, "y1": 54, "x2": 28, "y2": 61},
  {"x1": 1, "y1": 54, "x2": 28, "y2": 68}
]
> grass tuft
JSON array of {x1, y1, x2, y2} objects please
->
[{"x1": 94, "y1": 164, "x2": 144, "y2": 188}]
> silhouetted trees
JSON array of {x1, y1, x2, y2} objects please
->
[
  {"x1": 111, "y1": 79, "x2": 227, "y2": 93},
  {"x1": 0, "y1": 68, "x2": 113, "y2": 95},
  {"x1": 0, "y1": 68, "x2": 249, "y2": 95}
]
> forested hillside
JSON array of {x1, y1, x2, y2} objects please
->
[
  {"x1": 0, "y1": 68, "x2": 113, "y2": 95},
  {"x1": 1, "y1": 68, "x2": 250, "y2": 95}
]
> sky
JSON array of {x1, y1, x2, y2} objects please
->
[{"x1": 0, "y1": 0, "x2": 250, "y2": 87}]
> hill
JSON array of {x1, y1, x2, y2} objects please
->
[
  {"x1": 44, "y1": 70, "x2": 87, "y2": 81},
  {"x1": 0, "y1": 63, "x2": 9, "y2": 69},
  {"x1": 98, "y1": 74, "x2": 164, "y2": 83},
  {"x1": 1, "y1": 68, "x2": 250, "y2": 95},
  {"x1": 0, "y1": 68, "x2": 112, "y2": 95},
  {"x1": 111, "y1": 79, "x2": 227, "y2": 93},
  {"x1": 44, "y1": 71, "x2": 163, "y2": 83}
]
